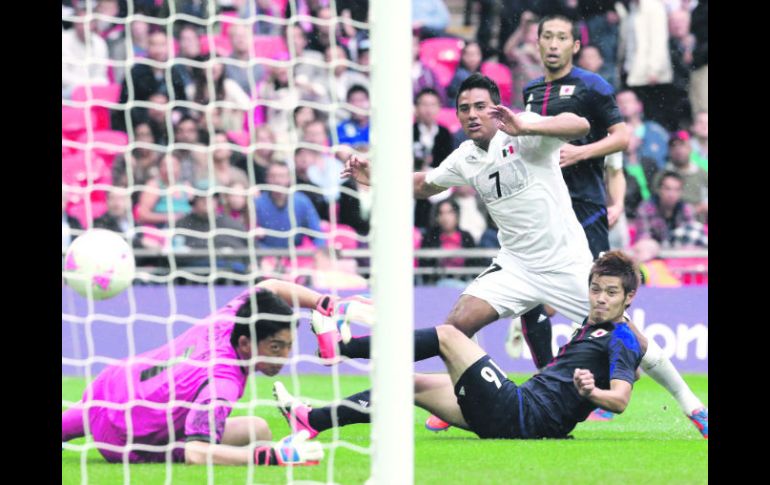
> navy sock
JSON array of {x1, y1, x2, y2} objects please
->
[
  {"x1": 309, "y1": 390, "x2": 372, "y2": 432},
  {"x1": 339, "y1": 327, "x2": 440, "y2": 361},
  {"x1": 521, "y1": 305, "x2": 553, "y2": 369}
]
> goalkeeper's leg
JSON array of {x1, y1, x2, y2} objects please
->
[{"x1": 62, "y1": 404, "x2": 85, "y2": 442}]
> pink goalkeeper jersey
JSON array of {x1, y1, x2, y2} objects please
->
[{"x1": 84, "y1": 287, "x2": 260, "y2": 461}]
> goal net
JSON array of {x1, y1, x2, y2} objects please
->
[{"x1": 62, "y1": 0, "x2": 413, "y2": 483}]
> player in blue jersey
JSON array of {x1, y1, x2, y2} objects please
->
[
  {"x1": 507, "y1": 14, "x2": 707, "y2": 432},
  {"x1": 275, "y1": 251, "x2": 665, "y2": 440}
]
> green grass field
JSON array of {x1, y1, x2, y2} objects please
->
[{"x1": 62, "y1": 374, "x2": 707, "y2": 485}]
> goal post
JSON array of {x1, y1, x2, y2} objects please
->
[{"x1": 369, "y1": 0, "x2": 415, "y2": 483}]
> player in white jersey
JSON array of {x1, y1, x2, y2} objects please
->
[{"x1": 343, "y1": 73, "x2": 593, "y2": 334}]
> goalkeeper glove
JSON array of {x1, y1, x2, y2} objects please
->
[{"x1": 253, "y1": 430, "x2": 323, "y2": 466}]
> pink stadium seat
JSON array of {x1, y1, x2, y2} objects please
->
[
  {"x1": 71, "y1": 84, "x2": 121, "y2": 131},
  {"x1": 62, "y1": 152, "x2": 108, "y2": 187},
  {"x1": 321, "y1": 222, "x2": 360, "y2": 251},
  {"x1": 67, "y1": 199, "x2": 108, "y2": 228},
  {"x1": 481, "y1": 62, "x2": 512, "y2": 106},
  {"x1": 420, "y1": 37, "x2": 465, "y2": 74},
  {"x1": 436, "y1": 108, "x2": 461, "y2": 133},
  {"x1": 62, "y1": 106, "x2": 89, "y2": 141},
  {"x1": 226, "y1": 130, "x2": 251, "y2": 147},
  {"x1": 213, "y1": 34, "x2": 233, "y2": 57},
  {"x1": 429, "y1": 62, "x2": 455, "y2": 90},
  {"x1": 253, "y1": 36, "x2": 288, "y2": 60},
  {"x1": 75, "y1": 130, "x2": 129, "y2": 168},
  {"x1": 219, "y1": 11, "x2": 239, "y2": 38}
]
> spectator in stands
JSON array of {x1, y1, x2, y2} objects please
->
[
  {"x1": 412, "y1": 0, "x2": 451, "y2": 39},
  {"x1": 617, "y1": 0, "x2": 673, "y2": 129},
  {"x1": 113, "y1": 29, "x2": 188, "y2": 131},
  {"x1": 129, "y1": 20, "x2": 150, "y2": 57},
  {"x1": 287, "y1": 24, "x2": 326, "y2": 90},
  {"x1": 622, "y1": 131, "x2": 659, "y2": 220},
  {"x1": 224, "y1": 24, "x2": 265, "y2": 97},
  {"x1": 502, "y1": 12, "x2": 543, "y2": 111},
  {"x1": 190, "y1": 59, "x2": 250, "y2": 131},
  {"x1": 259, "y1": 56, "x2": 325, "y2": 147},
  {"x1": 94, "y1": 0, "x2": 127, "y2": 84},
  {"x1": 111, "y1": 122, "x2": 160, "y2": 204},
  {"x1": 222, "y1": 180, "x2": 257, "y2": 233},
  {"x1": 581, "y1": 0, "x2": 622, "y2": 89},
  {"x1": 172, "y1": 116, "x2": 206, "y2": 185},
  {"x1": 689, "y1": 0, "x2": 707, "y2": 118},
  {"x1": 411, "y1": 31, "x2": 446, "y2": 105},
  {"x1": 336, "y1": 85, "x2": 370, "y2": 147},
  {"x1": 419, "y1": 198, "x2": 481, "y2": 287},
  {"x1": 210, "y1": 131, "x2": 250, "y2": 190},
  {"x1": 689, "y1": 112, "x2": 707, "y2": 172},
  {"x1": 255, "y1": 162, "x2": 326, "y2": 249},
  {"x1": 303, "y1": 119, "x2": 332, "y2": 148},
  {"x1": 293, "y1": 147, "x2": 330, "y2": 220},
  {"x1": 135, "y1": 153, "x2": 192, "y2": 227},
  {"x1": 446, "y1": 41, "x2": 483, "y2": 108},
  {"x1": 413, "y1": 88, "x2": 453, "y2": 171},
  {"x1": 653, "y1": 131, "x2": 707, "y2": 223},
  {"x1": 632, "y1": 171, "x2": 706, "y2": 261},
  {"x1": 62, "y1": 2, "x2": 110, "y2": 98},
  {"x1": 176, "y1": 182, "x2": 250, "y2": 273},
  {"x1": 356, "y1": 37, "x2": 371, "y2": 67},
  {"x1": 293, "y1": 106, "x2": 319, "y2": 133},
  {"x1": 576, "y1": 45, "x2": 604, "y2": 76},
  {"x1": 62, "y1": 187, "x2": 83, "y2": 254},
  {"x1": 237, "y1": 0, "x2": 282, "y2": 36},
  {"x1": 307, "y1": 6, "x2": 352, "y2": 54},
  {"x1": 232, "y1": 125, "x2": 276, "y2": 185},
  {"x1": 666, "y1": 8, "x2": 694, "y2": 130},
  {"x1": 413, "y1": 87, "x2": 453, "y2": 230},
  {"x1": 144, "y1": 92, "x2": 170, "y2": 145},
  {"x1": 178, "y1": 23, "x2": 202, "y2": 61},
  {"x1": 93, "y1": 189, "x2": 139, "y2": 245},
  {"x1": 616, "y1": 90, "x2": 669, "y2": 169},
  {"x1": 324, "y1": 45, "x2": 370, "y2": 117}
]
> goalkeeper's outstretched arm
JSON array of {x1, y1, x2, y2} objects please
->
[
  {"x1": 256, "y1": 278, "x2": 335, "y2": 315},
  {"x1": 185, "y1": 431, "x2": 322, "y2": 466}
]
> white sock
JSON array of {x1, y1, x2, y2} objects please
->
[{"x1": 640, "y1": 338, "x2": 704, "y2": 415}]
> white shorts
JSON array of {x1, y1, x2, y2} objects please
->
[{"x1": 462, "y1": 251, "x2": 591, "y2": 323}]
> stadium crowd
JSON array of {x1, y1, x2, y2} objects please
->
[{"x1": 62, "y1": 0, "x2": 708, "y2": 286}]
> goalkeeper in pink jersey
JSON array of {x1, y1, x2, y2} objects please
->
[{"x1": 61, "y1": 278, "x2": 341, "y2": 466}]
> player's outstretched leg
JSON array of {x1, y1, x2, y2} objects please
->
[
  {"x1": 273, "y1": 382, "x2": 373, "y2": 437},
  {"x1": 641, "y1": 338, "x2": 708, "y2": 439},
  {"x1": 519, "y1": 304, "x2": 554, "y2": 370}
]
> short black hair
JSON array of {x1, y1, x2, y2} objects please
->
[
  {"x1": 415, "y1": 87, "x2": 441, "y2": 105},
  {"x1": 657, "y1": 170, "x2": 684, "y2": 189},
  {"x1": 455, "y1": 73, "x2": 501, "y2": 109},
  {"x1": 230, "y1": 288, "x2": 294, "y2": 348},
  {"x1": 538, "y1": 14, "x2": 581, "y2": 43},
  {"x1": 346, "y1": 84, "x2": 369, "y2": 101}
]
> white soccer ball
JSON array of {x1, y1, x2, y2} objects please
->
[{"x1": 63, "y1": 229, "x2": 136, "y2": 300}]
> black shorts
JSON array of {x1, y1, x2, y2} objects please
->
[
  {"x1": 455, "y1": 355, "x2": 532, "y2": 439},
  {"x1": 571, "y1": 200, "x2": 609, "y2": 259}
]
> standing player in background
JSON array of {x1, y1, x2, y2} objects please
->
[
  {"x1": 518, "y1": 14, "x2": 706, "y2": 431},
  {"x1": 516, "y1": 14, "x2": 631, "y2": 376},
  {"x1": 61, "y1": 278, "x2": 342, "y2": 466}
]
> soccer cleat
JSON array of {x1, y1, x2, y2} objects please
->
[
  {"x1": 688, "y1": 407, "x2": 708, "y2": 439},
  {"x1": 505, "y1": 317, "x2": 524, "y2": 359},
  {"x1": 586, "y1": 408, "x2": 615, "y2": 421},
  {"x1": 425, "y1": 414, "x2": 451, "y2": 432},
  {"x1": 311, "y1": 311, "x2": 343, "y2": 363},
  {"x1": 273, "y1": 381, "x2": 319, "y2": 439}
]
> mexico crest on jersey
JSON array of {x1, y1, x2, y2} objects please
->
[{"x1": 501, "y1": 144, "x2": 516, "y2": 157}]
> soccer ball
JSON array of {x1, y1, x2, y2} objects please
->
[{"x1": 63, "y1": 229, "x2": 136, "y2": 300}]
